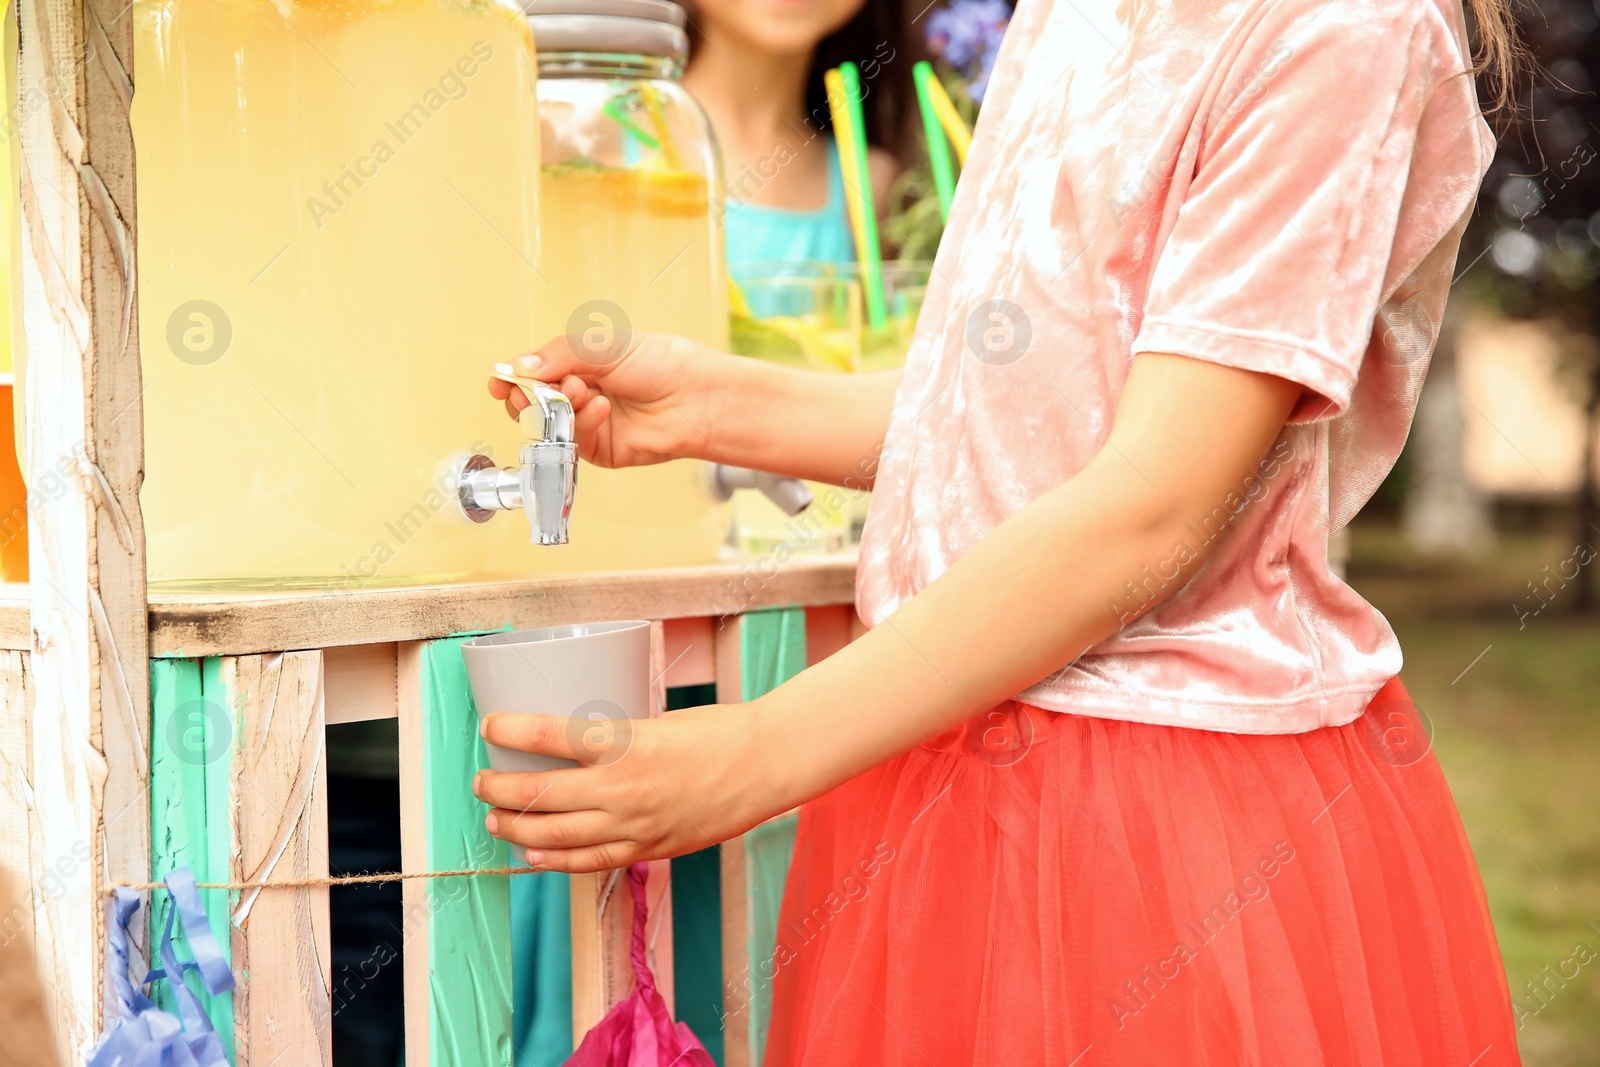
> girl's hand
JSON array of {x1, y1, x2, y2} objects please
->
[
  {"x1": 473, "y1": 703, "x2": 786, "y2": 873},
  {"x1": 487, "y1": 332, "x2": 724, "y2": 469}
]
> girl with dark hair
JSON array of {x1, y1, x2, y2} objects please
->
[{"x1": 679, "y1": 0, "x2": 921, "y2": 266}]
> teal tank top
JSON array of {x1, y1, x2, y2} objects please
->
[{"x1": 724, "y1": 140, "x2": 856, "y2": 269}]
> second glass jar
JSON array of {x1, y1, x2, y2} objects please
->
[{"x1": 488, "y1": 0, "x2": 730, "y2": 576}]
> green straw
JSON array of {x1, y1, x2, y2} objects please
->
[
  {"x1": 602, "y1": 95, "x2": 659, "y2": 151},
  {"x1": 913, "y1": 61, "x2": 956, "y2": 221},
  {"x1": 839, "y1": 62, "x2": 886, "y2": 329}
]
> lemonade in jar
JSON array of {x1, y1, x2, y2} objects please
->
[
  {"x1": 130, "y1": 0, "x2": 538, "y2": 588},
  {"x1": 486, "y1": 0, "x2": 729, "y2": 575}
]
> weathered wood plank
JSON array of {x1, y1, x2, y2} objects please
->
[
  {"x1": 0, "y1": 651, "x2": 32, "y2": 895},
  {"x1": 568, "y1": 873, "x2": 600, "y2": 1039},
  {"x1": 714, "y1": 617, "x2": 750, "y2": 1067},
  {"x1": 324, "y1": 642, "x2": 398, "y2": 724},
  {"x1": 719, "y1": 609, "x2": 808, "y2": 1067},
  {"x1": 223, "y1": 651, "x2": 331, "y2": 1067},
  {"x1": 719, "y1": 835, "x2": 751, "y2": 1067},
  {"x1": 804, "y1": 604, "x2": 854, "y2": 667},
  {"x1": 0, "y1": 651, "x2": 43, "y2": 1038},
  {"x1": 660, "y1": 616, "x2": 716, "y2": 689},
  {"x1": 645, "y1": 624, "x2": 675, "y2": 1016},
  {"x1": 149, "y1": 556, "x2": 857, "y2": 657},
  {"x1": 569, "y1": 866, "x2": 634, "y2": 1041},
  {"x1": 645, "y1": 858, "x2": 674, "y2": 1016},
  {"x1": 0, "y1": 585, "x2": 28, "y2": 651},
  {"x1": 397, "y1": 642, "x2": 431, "y2": 1065},
  {"x1": 18, "y1": 0, "x2": 149, "y2": 1039},
  {"x1": 0, "y1": 561, "x2": 861, "y2": 657}
]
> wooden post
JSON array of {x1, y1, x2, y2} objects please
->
[
  {"x1": 645, "y1": 621, "x2": 674, "y2": 1016},
  {"x1": 569, "y1": 621, "x2": 684, "y2": 1040},
  {"x1": 717, "y1": 608, "x2": 810, "y2": 1067},
  {"x1": 398, "y1": 642, "x2": 431, "y2": 1062},
  {"x1": 0, "y1": 651, "x2": 33, "y2": 880},
  {"x1": 568, "y1": 866, "x2": 634, "y2": 1040},
  {"x1": 17, "y1": 0, "x2": 148, "y2": 1051},
  {"x1": 222, "y1": 652, "x2": 332, "y2": 1067},
  {"x1": 714, "y1": 615, "x2": 752, "y2": 1067}
]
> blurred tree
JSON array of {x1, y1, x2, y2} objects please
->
[
  {"x1": 1404, "y1": 304, "x2": 1495, "y2": 554},
  {"x1": 1457, "y1": 0, "x2": 1600, "y2": 608}
]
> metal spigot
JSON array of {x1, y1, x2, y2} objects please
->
[
  {"x1": 456, "y1": 365, "x2": 578, "y2": 544},
  {"x1": 710, "y1": 465, "x2": 814, "y2": 516}
]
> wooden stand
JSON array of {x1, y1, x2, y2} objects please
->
[
  {"x1": 0, "y1": 562, "x2": 857, "y2": 1065},
  {"x1": 1, "y1": 3, "x2": 861, "y2": 1061}
]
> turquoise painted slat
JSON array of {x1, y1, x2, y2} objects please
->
[
  {"x1": 739, "y1": 607, "x2": 807, "y2": 703},
  {"x1": 744, "y1": 812, "x2": 799, "y2": 1063},
  {"x1": 421, "y1": 637, "x2": 514, "y2": 1066},
  {"x1": 512, "y1": 870, "x2": 573, "y2": 1067},
  {"x1": 148, "y1": 657, "x2": 235, "y2": 1060},
  {"x1": 668, "y1": 682, "x2": 724, "y2": 1064},
  {"x1": 671, "y1": 843, "x2": 724, "y2": 1064}
]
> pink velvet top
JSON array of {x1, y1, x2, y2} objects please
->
[{"x1": 857, "y1": 0, "x2": 1494, "y2": 732}]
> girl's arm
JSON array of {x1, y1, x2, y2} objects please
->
[
  {"x1": 490, "y1": 337, "x2": 900, "y2": 488},
  {"x1": 705, "y1": 356, "x2": 902, "y2": 486},
  {"x1": 475, "y1": 353, "x2": 1302, "y2": 871}
]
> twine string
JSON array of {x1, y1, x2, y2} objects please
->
[{"x1": 103, "y1": 866, "x2": 542, "y2": 897}]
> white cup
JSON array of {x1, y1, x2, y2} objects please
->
[{"x1": 461, "y1": 620, "x2": 651, "y2": 772}]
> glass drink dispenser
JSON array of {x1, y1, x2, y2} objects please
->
[
  {"x1": 487, "y1": 0, "x2": 728, "y2": 575},
  {"x1": 128, "y1": 0, "x2": 538, "y2": 588}
]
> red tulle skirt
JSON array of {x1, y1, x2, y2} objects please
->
[{"x1": 763, "y1": 679, "x2": 1518, "y2": 1066}]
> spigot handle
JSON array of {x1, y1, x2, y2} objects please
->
[
  {"x1": 711, "y1": 465, "x2": 814, "y2": 517},
  {"x1": 492, "y1": 363, "x2": 575, "y2": 444}
]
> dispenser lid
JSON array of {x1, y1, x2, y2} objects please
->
[{"x1": 525, "y1": 0, "x2": 690, "y2": 62}]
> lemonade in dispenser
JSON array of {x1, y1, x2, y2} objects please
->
[
  {"x1": 125, "y1": 0, "x2": 540, "y2": 588},
  {"x1": 486, "y1": 0, "x2": 730, "y2": 575}
]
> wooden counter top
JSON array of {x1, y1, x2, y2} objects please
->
[{"x1": 0, "y1": 555, "x2": 857, "y2": 657}]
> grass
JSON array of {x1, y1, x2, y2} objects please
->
[{"x1": 1346, "y1": 522, "x2": 1600, "y2": 1066}]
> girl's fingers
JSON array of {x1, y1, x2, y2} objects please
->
[
  {"x1": 523, "y1": 842, "x2": 634, "y2": 875},
  {"x1": 484, "y1": 808, "x2": 618, "y2": 851},
  {"x1": 574, "y1": 395, "x2": 613, "y2": 463},
  {"x1": 524, "y1": 334, "x2": 614, "y2": 385},
  {"x1": 476, "y1": 767, "x2": 566, "y2": 809},
  {"x1": 558, "y1": 374, "x2": 590, "y2": 408},
  {"x1": 490, "y1": 376, "x2": 530, "y2": 422},
  {"x1": 481, "y1": 712, "x2": 591, "y2": 762},
  {"x1": 473, "y1": 767, "x2": 598, "y2": 813}
]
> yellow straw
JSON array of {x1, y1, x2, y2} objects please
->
[
  {"x1": 728, "y1": 276, "x2": 752, "y2": 318},
  {"x1": 823, "y1": 70, "x2": 872, "y2": 287},
  {"x1": 637, "y1": 83, "x2": 682, "y2": 169},
  {"x1": 924, "y1": 76, "x2": 972, "y2": 166}
]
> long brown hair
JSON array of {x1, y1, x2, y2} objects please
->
[{"x1": 1466, "y1": 0, "x2": 1527, "y2": 116}]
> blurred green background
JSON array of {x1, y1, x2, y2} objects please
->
[{"x1": 1346, "y1": 522, "x2": 1600, "y2": 1065}]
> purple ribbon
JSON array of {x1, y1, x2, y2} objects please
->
[{"x1": 88, "y1": 867, "x2": 236, "y2": 1067}]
